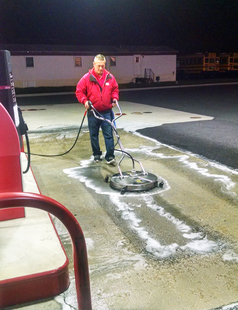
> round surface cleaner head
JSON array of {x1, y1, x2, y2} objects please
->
[{"x1": 109, "y1": 170, "x2": 161, "y2": 193}]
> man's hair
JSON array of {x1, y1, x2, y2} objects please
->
[{"x1": 94, "y1": 54, "x2": 106, "y2": 63}]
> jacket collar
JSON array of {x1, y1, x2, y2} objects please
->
[{"x1": 89, "y1": 69, "x2": 112, "y2": 83}]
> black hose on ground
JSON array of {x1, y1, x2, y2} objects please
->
[{"x1": 24, "y1": 110, "x2": 87, "y2": 162}]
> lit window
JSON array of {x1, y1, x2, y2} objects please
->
[
  {"x1": 75, "y1": 56, "x2": 82, "y2": 67},
  {"x1": 26, "y1": 57, "x2": 34, "y2": 68},
  {"x1": 110, "y1": 56, "x2": 116, "y2": 66}
]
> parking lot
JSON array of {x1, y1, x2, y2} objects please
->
[{"x1": 12, "y1": 83, "x2": 238, "y2": 310}]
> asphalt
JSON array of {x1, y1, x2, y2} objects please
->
[
  {"x1": 139, "y1": 119, "x2": 238, "y2": 169},
  {"x1": 120, "y1": 83, "x2": 238, "y2": 170},
  {"x1": 17, "y1": 82, "x2": 238, "y2": 170}
]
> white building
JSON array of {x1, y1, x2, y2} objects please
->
[{"x1": 0, "y1": 45, "x2": 178, "y2": 88}]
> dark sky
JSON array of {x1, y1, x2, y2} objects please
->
[{"x1": 1, "y1": 0, "x2": 238, "y2": 54}]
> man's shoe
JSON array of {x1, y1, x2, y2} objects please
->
[
  {"x1": 94, "y1": 155, "x2": 102, "y2": 163},
  {"x1": 106, "y1": 158, "x2": 116, "y2": 165}
]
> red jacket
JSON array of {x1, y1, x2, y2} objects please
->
[{"x1": 75, "y1": 68, "x2": 119, "y2": 112}]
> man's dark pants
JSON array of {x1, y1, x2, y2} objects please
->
[{"x1": 87, "y1": 110, "x2": 115, "y2": 161}]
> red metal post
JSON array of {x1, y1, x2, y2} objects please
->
[
  {"x1": 0, "y1": 103, "x2": 25, "y2": 221},
  {"x1": 0, "y1": 192, "x2": 92, "y2": 310}
]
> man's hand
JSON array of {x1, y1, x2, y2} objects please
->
[
  {"x1": 112, "y1": 99, "x2": 118, "y2": 107},
  {"x1": 84, "y1": 101, "x2": 91, "y2": 110}
]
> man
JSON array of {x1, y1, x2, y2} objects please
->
[{"x1": 76, "y1": 54, "x2": 119, "y2": 164}]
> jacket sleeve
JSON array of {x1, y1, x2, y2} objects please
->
[
  {"x1": 111, "y1": 76, "x2": 119, "y2": 101},
  {"x1": 75, "y1": 74, "x2": 88, "y2": 105}
]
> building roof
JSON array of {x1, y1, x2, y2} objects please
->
[{"x1": 0, "y1": 44, "x2": 178, "y2": 56}]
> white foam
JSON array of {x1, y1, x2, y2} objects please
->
[
  {"x1": 144, "y1": 195, "x2": 191, "y2": 234},
  {"x1": 182, "y1": 238, "x2": 218, "y2": 254},
  {"x1": 110, "y1": 195, "x2": 218, "y2": 258},
  {"x1": 222, "y1": 250, "x2": 238, "y2": 263},
  {"x1": 183, "y1": 232, "x2": 205, "y2": 239},
  {"x1": 222, "y1": 302, "x2": 238, "y2": 310},
  {"x1": 63, "y1": 160, "x2": 169, "y2": 197},
  {"x1": 63, "y1": 138, "x2": 237, "y2": 259},
  {"x1": 64, "y1": 160, "x2": 219, "y2": 259},
  {"x1": 125, "y1": 142, "x2": 237, "y2": 195},
  {"x1": 85, "y1": 238, "x2": 94, "y2": 251}
]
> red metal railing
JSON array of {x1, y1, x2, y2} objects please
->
[{"x1": 0, "y1": 192, "x2": 92, "y2": 310}]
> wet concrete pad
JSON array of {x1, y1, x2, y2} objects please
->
[{"x1": 26, "y1": 129, "x2": 238, "y2": 310}]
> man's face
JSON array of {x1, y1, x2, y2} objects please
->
[{"x1": 93, "y1": 60, "x2": 105, "y2": 76}]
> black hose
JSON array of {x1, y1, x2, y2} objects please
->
[
  {"x1": 23, "y1": 131, "x2": 31, "y2": 174},
  {"x1": 114, "y1": 148, "x2": 135, "y2": 166},
  {"x1": 26, "y1": 110, "x2": 87, "y2": 158}
]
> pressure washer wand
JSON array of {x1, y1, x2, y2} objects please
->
[
  {"x1": 88, "y1": 102, "x2": 161, "y2": 193},
  {"x1": 88, "y1": 101, "x2": 147, "y2": 177},
  {"x1": 88, "y1": 100, "x2": 123, "y2": 149}
]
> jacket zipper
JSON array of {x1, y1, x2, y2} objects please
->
[{"x1": 91, "y1": 73, "x2": 109, "y2": 93}]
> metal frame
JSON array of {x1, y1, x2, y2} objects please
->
[
  {"x1": 90, "y1": 102, "x2": 160, "y2": 193},
  {"x1": 0, "y1": 192, "x2": 92, "y2": 310},
  {"x1": 90, "y1": 102, "x2": 147, "y2": 177}
]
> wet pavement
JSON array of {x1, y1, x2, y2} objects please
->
[{"x1": 6, "y1": 100, "x2": 238, "y2": 310}]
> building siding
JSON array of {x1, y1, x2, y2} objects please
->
[{"x1": 9, "y1": 52, "x2": 176, "y2": 88}]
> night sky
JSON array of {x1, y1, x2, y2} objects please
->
[{"x1": 1, "y1": 0, "x2": 238, "y2": 54}]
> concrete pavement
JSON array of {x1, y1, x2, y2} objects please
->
[{"x1": 3, "y1": 100, "x2": 238, "y2": 309}]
